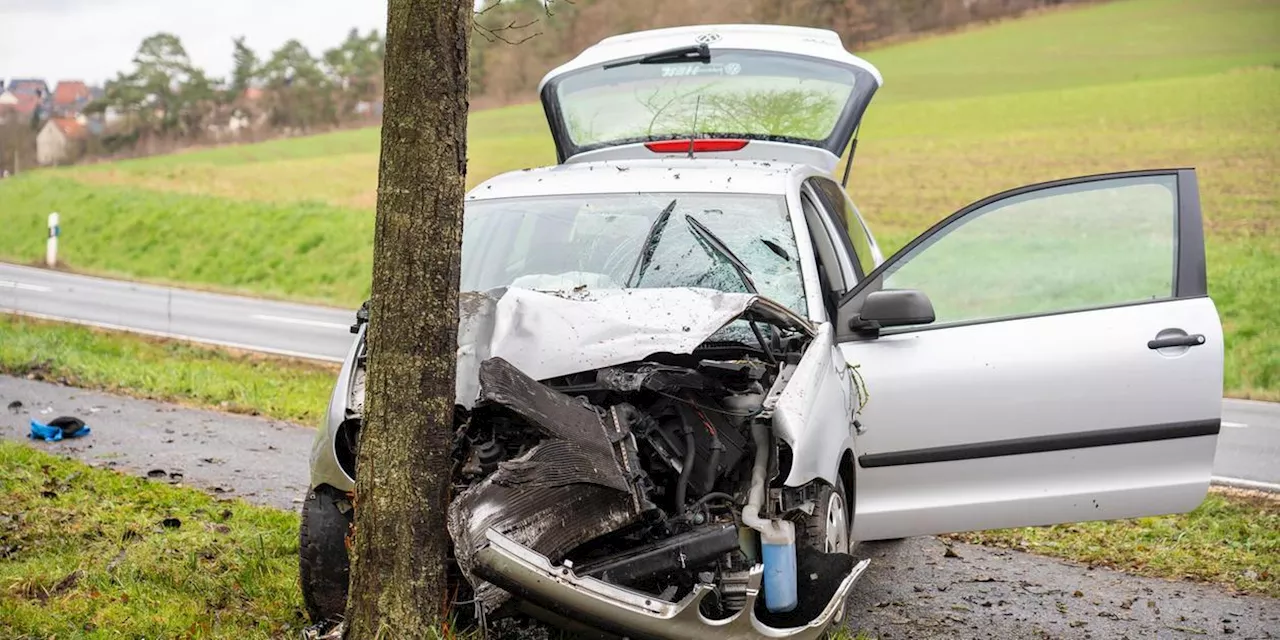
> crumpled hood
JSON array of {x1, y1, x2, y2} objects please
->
[{"x1": 454, "y1": 287, "x2": 810, "y2": 407}]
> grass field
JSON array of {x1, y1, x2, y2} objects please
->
[
  {"x1": 0, "y1": 441, "x2": 308, "y2": 638},
  {"x1": 0, "y1": 315, "x2": 336, "y2": 424},
  {"x1": 0, "y1": 0, "x2": 1276, "y2": 396}
]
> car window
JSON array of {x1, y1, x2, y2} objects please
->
[
  {"x1": 462, "y1": 193, "x2": 807, "y2": 317},
  {"x1": 799, "y1": 193, "x2": 846, "y2": 317},
  {"x1": 811, "y1": 177, "x2": 877, "y2": 278},
  {"x1": 880, "y1": 175, "x2": 1178, "y2": 329},
  {"x1": 844, "y1": 201, "x2": 878, "y2": 278},
  {"x1": 552, "y1": 50, "x2": 858, "y2": 152}
]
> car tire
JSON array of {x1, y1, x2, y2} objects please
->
[
  {"x1": 798, "y1": 481, "x2": 852, "y2": 625},
  {"x1": 299, "y1": 485, "x2": 353, "y2": 623}
]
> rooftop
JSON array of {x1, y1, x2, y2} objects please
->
[{"x1": 468, "y1": 157, "x2": 814, "y2": 201}]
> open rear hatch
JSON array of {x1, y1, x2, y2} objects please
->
[{"x1": 538, "y1": 24, "x2": 883, "y2": 172}]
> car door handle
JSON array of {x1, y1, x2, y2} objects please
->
[{"x1": 1147, "y1": 334, "x2": 1205, "y2": 349}]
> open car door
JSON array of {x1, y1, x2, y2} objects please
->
[{"x1": 835, "y1": 169, "x2": 1223, "y2": 541}]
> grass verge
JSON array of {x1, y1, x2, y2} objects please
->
[
  {"x1": 949, "y1": 489, "x2": 1280, "y2": 598},
  {"x1": 0, "y1": 440, "x2": 307, "y2": 638},
  {"x1": 0, "y1": 314, "x2": 335, "y2": 425}
]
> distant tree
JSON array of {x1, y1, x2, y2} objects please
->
[
  {"x1": 230, "y1": 36, "x2": 261, "y2": 96},
  {"x1": 322, "y1": 28, "x2": 385, "y2": 120},
  {"x1": 95, "y1": 33, "x2": 220, "y2": 139},
  {"x1": 261, "y1": 39, "x2": 336, "y2": 131}
]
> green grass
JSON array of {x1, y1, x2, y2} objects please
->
[
  {"x1": 861, "y1": 0, "x2": 1280, "y2": 103},
  {"x1": 950, "y1": 490, "x2": 1280, "y2": 598},
  {"x1": 0, "y1": 0, "x2": 1275, "y2": 395},
  {"x1": 0, "y1": 440, "x2": 308, "y2": 638},
  {"x1": 0, "y1": 315, "x2": 336, "y2": 425},
  {"x1": 0, "y1": 177, "x2": 376, "y2": 306}
]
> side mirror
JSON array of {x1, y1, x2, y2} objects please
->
[{"x1": 853, "y1": 289, "x2": 935, "y2": 330}]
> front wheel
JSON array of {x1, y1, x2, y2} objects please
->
[
  {"x1": 299, "y1": 485, "x2": 353, "y2": 623},
  {"x1": 798, "y1": 481, "x2": 852, "y2": 625}
]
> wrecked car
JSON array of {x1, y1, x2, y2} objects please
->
[{"x1": 301, "y1": 24, "x2": 1225, "y2": 639}]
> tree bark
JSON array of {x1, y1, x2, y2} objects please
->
[{"x1": 344, "y1": 0, "x2": 470, "y2": 636}]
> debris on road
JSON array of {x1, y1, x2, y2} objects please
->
[{"x1": 28, "y1": 416, "x2": 90, "y2": 442}]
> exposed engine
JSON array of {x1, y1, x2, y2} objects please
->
[{"x1": 445, "y1": 328, "x2": 843, "y2": 626}]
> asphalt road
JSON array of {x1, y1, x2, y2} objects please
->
[
  {"x1": 0, "y1": 263, "x2": 353, "y2": 362},
  {"x1": 2, "y1": 262, "x2": 1277, "y2": 487}
]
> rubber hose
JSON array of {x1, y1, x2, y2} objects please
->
[
  {"x1": 674, "y1": 425, "x2": 696, "y2": 509},
  {"x1": 703, "y1": 434, "x2": 723, "y2": 497}
]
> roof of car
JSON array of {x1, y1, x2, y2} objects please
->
[{"x1": 467, "y1": 158, "x2": 813, "y2": 201}]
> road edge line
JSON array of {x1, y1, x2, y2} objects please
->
[{"x1": 2, "y1": 310, "x2": 344, "y2": 364}]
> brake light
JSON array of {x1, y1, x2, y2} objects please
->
[{"x1": 645, "y1": 139, "x2": 750, "y2": 153}]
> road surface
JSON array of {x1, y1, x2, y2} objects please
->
[
  {"x1": 0, "y1": 263, "x2": 353, "y2": 361},
  {"x1": 2, "y1": 262, "x2": 1277, "y2": 488}
]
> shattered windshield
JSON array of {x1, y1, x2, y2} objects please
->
[
  {"x1": 552, "y1": 50, "x2": 857, "y2": 152},
  {"x1": 461, "y1": 193, "x2": 806, "y2": 317}
]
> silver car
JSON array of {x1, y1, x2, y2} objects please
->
[{"x1": 302, "y1": 24, "x2": 1224, "y2": 640}]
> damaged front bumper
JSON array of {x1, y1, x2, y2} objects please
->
[{"x1": 474, "y1": 528, "x2": 870, "y2": 640}]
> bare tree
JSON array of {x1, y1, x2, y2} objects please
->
[{"x1": 343, "y1": 0, "x2": 471, "y2": 636}]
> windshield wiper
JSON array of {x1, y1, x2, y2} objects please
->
[
  {"x1": 603, "y1": 44, "x2": 711, "y2": 70},
  {"x1": 684, "y1": 215, "x2": 757, "y2": 294},
  {"x1": 627, "y1": 199, "x2": 679, "y2": 287}
]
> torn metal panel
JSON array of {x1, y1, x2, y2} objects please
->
[
  {"x1": 770, "y1": 323, "x2": 853, "y2": 489},
  {"x1": 448, "y1": 358, "x2": 650, "y2": 612},
  {"x1": 453, "y1": 287, "x2": 813, "y2": 407}
]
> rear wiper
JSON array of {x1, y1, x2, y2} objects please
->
[
  {"x1": 603, "y1": 44, "x2": 711, "y2": 70},
  {"x1": 684, "y1": 215, "x2": 757, "y2": 294},
  {"x1": 627, "y1": 199, "x2": 679, "y2": 287}
]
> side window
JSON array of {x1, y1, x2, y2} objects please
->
[
  {"x1": 843, "y1": 199, "x2": 878, "y2": 278},
  {"x1": 811, "y1": 177, "x2": 876, "y2": 278},
  {"x1": 800, "y1": 193, "x2": 847, "y2": 308},
  {"x1": 881, "y1": 174, "x2": 1178, "y2": 329}
]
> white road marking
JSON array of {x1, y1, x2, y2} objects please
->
[
  {"x1": 1212, "y1": 476, "x2": 1280, "y2": 494},
  {"x1": 252, "y1": 314, "x2": 350, "y2": 330},
  {"x1": 1221, "y1": 421, "x2": 1249, "y2": 429},
  {"x1": 0, "y1": 280, "x2": 51, "y2": 292},
  {"x1": 2, "y1": 310, "x2": 344, "y2": 363}
]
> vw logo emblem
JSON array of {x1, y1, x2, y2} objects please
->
[
  {"x1": 724, "y1": 63, "x2": 742, "y2": 75},
  {"x1": 695, "y1": 32, "x2": 721, "y2": 44}
]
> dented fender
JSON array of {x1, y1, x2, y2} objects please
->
[{"x1": 769, "y1": 323, "x2": 856, "y2": 489}]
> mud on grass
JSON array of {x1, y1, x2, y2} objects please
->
[
  {"x1": 0, "y1": 440, "x2": 307, "y2": 638},
  {"x1": 0, "y1": 314, "x2": 335, "y2": 425},
  {"x1": 948, "y1": 490, "x2": 1280, "y2": 598}
]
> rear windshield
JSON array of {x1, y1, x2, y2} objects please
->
[
  {"x1": 552, "y1": 50, "x2": 857, "y2": 152},
  {"x1": 462, "y1": 193, "x2": 807, "y2": 316}
]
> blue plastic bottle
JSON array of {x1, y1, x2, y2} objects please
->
[{"x1": 761, "y1": 522, "x2": 798, "y2": 613}]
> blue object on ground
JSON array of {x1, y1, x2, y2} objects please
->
[{"x1": 29, "y1": 416, "x2": 91, "y2": 442}]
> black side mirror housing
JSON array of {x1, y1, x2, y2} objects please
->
[{"x1": 852, "y1": 289, "x2": 935, "y2": 331}]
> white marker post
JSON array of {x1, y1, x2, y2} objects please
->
[{"x1": 46, "y1": 212, "x2": 59, "y2": 267}]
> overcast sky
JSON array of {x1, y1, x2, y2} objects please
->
[{"x1": 0, "y1": 0, "x2": 388, "y2": 86}]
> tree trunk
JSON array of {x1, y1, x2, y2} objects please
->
[{"x1": 344, "y1": 0, "x2": 471, "y2": 636}]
